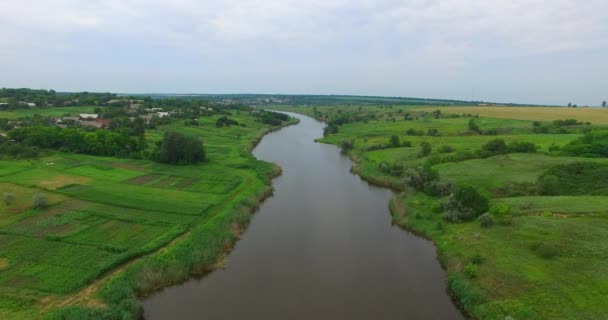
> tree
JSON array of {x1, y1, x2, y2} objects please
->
[
  {"x1": 602, "y1": 101, "x2": 607, "y2": 108},
  {"x1": 481, "y1": 139, "x2": 508, "y2": 155},
  {"x1": 32, "y1": 194, "x2": 48, "y2": 209},
  {"x1": 468, "y1": 119, "x2": 481, "y2": 134},
  {"x1": 389, "y1": 135, "x2": 400, "y2": 148},
  {"x1": 157, "y1": 132, "x2": 205, "y2": 165},
  {"x1": 418, "y1": 141, "x2": 432, "y2": 158},
  {"x1": 339, "y1": 139, "x2": 354, "y2": 153},
  {"x1": 454, "y1": 185, "x2": 489, "y2": 216},
  {"x1": 568, "y1": 102, "x2": 572, "y2": 108}
]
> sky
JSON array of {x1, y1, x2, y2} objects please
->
[{"x1": 0, "y1": 0, "x2": 607, "y2": 105}]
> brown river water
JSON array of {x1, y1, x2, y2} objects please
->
[{"x1": 143, "y1": 112, "x2": 464, "y2": 319}]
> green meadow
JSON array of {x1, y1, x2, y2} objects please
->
[
  {"x1": 0, "y1": 112, "x2": 296, "y2": 319},
  {"x1": 279, "y1": 105, "x2": 608, "y2": 319}
]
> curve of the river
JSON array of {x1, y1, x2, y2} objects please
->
[{"x1": 143, "y1": 112, "x2": 464, "y2": 319}]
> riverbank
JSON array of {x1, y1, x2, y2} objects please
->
[
  {"x1": 0, "y1": 111, "x2": 298, "y2": 319},
  {"x1": 142, "y1": 111, "x2": 462, "y2": 319},
  {"x1": 279, "y1": 105, "x2": 608, "y2": 320},
  {"x1": 48, "y1": 117, "x2": 300, "y2": 320}
]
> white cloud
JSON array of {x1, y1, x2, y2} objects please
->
[
  {"x1": 0, "y1": 1, "x2": 606, "y2": 104},
  {"x1": 1, "y1": 0, "x2": 606, "y2": 55}
]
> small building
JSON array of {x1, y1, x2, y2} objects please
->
[
  {"x1": 79, "y1": 121, "x2": 105, "y2": 129},
  {"x1": 157, "y1": 112, "x2": 170, "y2": 118},
  {"x1": 79, "y1": 114, "x2": 99, "y2": 120}
]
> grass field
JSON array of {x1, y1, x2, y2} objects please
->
[
  {"x1": 280, "y1": 104, "x2": 608, "y2": 320},
  {"x1": 0, "y1": 106, "x2": 104, "y2": 119},
  {"x1": 415, "y1": 106, "x2": 608, "y2": 125},
  {"x1": 0, "y1": 111, "x2": 296, "y2": 319}
]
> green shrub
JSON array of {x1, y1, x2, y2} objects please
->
[
  {"x1": 418, "y1": 141, "x2": 432, "y2": 158},
  {"x1": 454, "y1": 185, "x2": 489, "y2": 217},
  {"x1": 464, "y1": 263, "x2": 479, "y2": 279},
  {"x1": 471, "y1": 253, "x2": 485, "y2": 265},
  {"x1": 3, "y1": 192, "x2": 15, "y2": 205},
  {"x1": 479, "y1": 213, "x2": 494, "y2": 228},
  {"x1": 339, "y1": 139, "x2": 355, "y2": 153},
  {"x1": 389, "y1": 135, "x2": 400, "y2": 148},
  {"x1": 538, "y1": 162, "x2": 608, "y2": 195},
  {"x1": 438, "y1": 145, "x2": 454, "y2": 153},
  {"x1": 530, "y1": 242, "x2": 560, "y2": 259},
  {"x1": 32, "y1": 194, "x2": 48, "y2": 209}
]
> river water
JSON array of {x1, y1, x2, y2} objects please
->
[{"x1": 143, "y1": 113, "x2": 463, "y2": 319}]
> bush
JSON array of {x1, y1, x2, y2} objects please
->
[
  {"x1": 389, "y1": 135, "x2": 400, "y2": 148},
  {"x1": 479, "y1": 213, "x2": 494, "y2": 228},
  {"x1": 488, "y1": 203, "x2": 514, "y2": 225},
  {"x1": 418, "y1": 141, "x2": 432, "y2": 158},
  {"x1": 481, "y1": 139, "x2": 508, "y2": 156},
  {"x1": 339, "y1": 139, "x2": 355, "y2": 153},
  {"x1": 464, "y1": 263, "x2": 479, "y2": 279},
  {"x1": 404, "y1": 164, "x2": 439, "y2": 191},
  {"x1": 438, "y1": 145, "x2": 454, "y2": 153},
  {"x1": 508, "y1": 141, "x2": 537, "y2": 153},
  {"x1": 32, "y1": 194, "x2": 48, "y2": 209},
  {"x1": 538, "y1": 162, "x2": 608, "y2": 195},
  {"x1": 156, "y1": 132, "x2": 205, "y2": 165},
  {"x1": 3, "y1": 192, "x2": 15, "y2": 205},
  {"x1": 471, "y1": 253, "x2": 485, "y2": 265},
  {"x1": 423, "y1": 181, "x2": 452, "y2": 197},
  {"x1": 530, "y1": 242, "x2": 560, "y2": 259},
  {"x1": 468, "y1": 119, "x2": 481, "y2": 133},
  {"x1": 454, "y1": 185, "x2": 489, "y2": 217},
  {"x1": 562, "y1": 131, "x2": 608, "y2": 157}
]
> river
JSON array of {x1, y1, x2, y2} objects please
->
[{"x1": 143, "y1": 112, "x2": 464, "y2": 319}]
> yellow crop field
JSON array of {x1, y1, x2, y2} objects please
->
[{"x1": 418, "y1": 106, "x2": 608, "y2": 125}]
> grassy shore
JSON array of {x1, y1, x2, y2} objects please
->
[
  {"x1": 0, "y1": 112, "x2": 297, "y2": 319},
  {"x1": 279, "y1": 105, "x2": 608, "y2": 320}
]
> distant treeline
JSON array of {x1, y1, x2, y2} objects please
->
[{"x1": 0, "y1": 88, "x2": 117, "y2": 108}]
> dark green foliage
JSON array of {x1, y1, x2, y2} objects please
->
[
  {"x1": 7, "y1": 126, "x2": 142, "y2": 158},
  {"x1": 471, "y1": 254, "x2": 485, "y2": 265},
  {"x1": 156, "y1": 132, "x2": 205, "y2": 165},
  {"x1": 479, "y1": 213, "x2": 494, "y2": 228},
  {"x1": 323, "y1": 123, "x2": 339, "y2": 136},
  {"x1": 389, "y1": 135, "x2": 400, "y2": 147},
  {"x1": 438, "y1": 145, "x2": 454, "y2": 153},
  {"x1": 3, "y1": 192, "x2": 15, "y2": 205},
  {"x1": 481, "y1": 139, "x2": 508, "y2": 155},
  {"x1": 404, "y1": 164, "x2": 451, "y2": 196},
  {"x1": 454, "y1": 185, "x2": 489, "y2": 216},
  {"x1": 258, "y1": 110, "x2": 289, "y2": 126},
  {"x1": 538, "y1": 162, "x2": 608, "y2": 195},
  {"x1": 464, "y1": 263, "x2": 479, "y2": 279},
  {"x1": 443, "y1": 185, "x2": 489, "y2": 222},
  {"x1": 427, "y1": 128, "x2": 440, "y2": 136},
  {"x1": 418, "y1": 141, "x2": 432, "y2": 158},
  {"x1": 32, "y1": 194, "x2": 48, "y2": 209},
  {"x1": 508, "y1": 141, "x2": 537, "y2": 153},
  {"x1": 530, "y1": 242, "x2": 560, "y2": 259},
  {"x1": 379, "y1": 161, "x2": 405, "y2": 177},
  {"x1": 562, "y1": 131, "x2": 608, "y2": 157},
  {"x1": 339, "y1": 139, "x2": 355, "y2": 153},
  {"x1": 215, "y1": 116, "x2": 239, "y2": 127},
  {"x1": 0, "y1": 88, "x2": 116, "y2": 109},
  {"x1": 468, "y1": 118, "x2": 481, "y2": 134},
  {"x1": 432, "y1": 109, "x2": 442, "y2": 119}
]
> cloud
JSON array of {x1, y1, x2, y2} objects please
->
[{"x1": 0, "y1": 1, "x2": 606, "y2": 104}]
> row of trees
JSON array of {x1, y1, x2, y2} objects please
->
[
  {"x1": 7, "y1": 126, "x2": 145, "y2": 158},
  {"x1": 0, "y1": 88, "x2": 116, "y2": 109}
]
